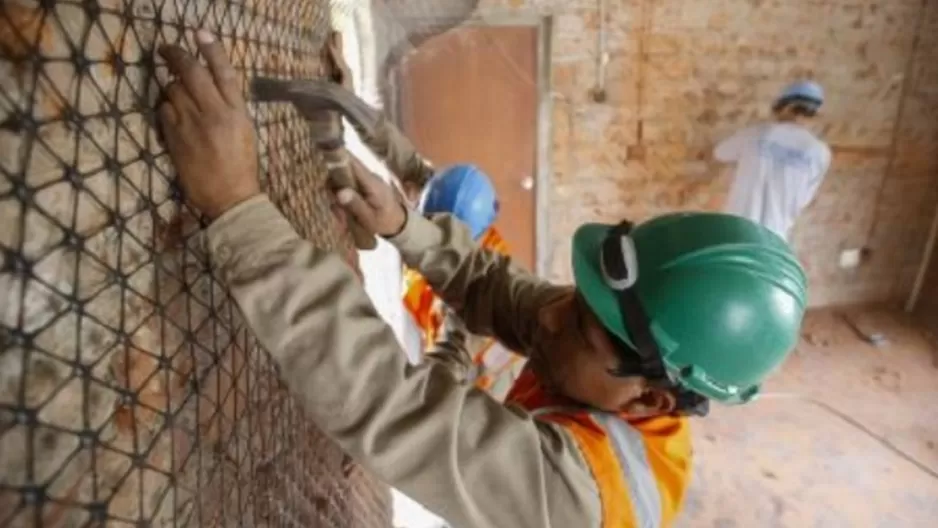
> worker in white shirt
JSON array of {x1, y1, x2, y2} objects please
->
[{"x1": 713, "y1": 81, "x2": 832, "y2": 241}]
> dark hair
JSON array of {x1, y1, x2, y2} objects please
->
[
  {"x1": 773, "y1": 96, "x2": 820, "y2": 117},
  {"x1": 604, "y1": 330, "x2": 646, "y2": 378}
]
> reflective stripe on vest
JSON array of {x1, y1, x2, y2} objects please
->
[
  {"x1": 505, "y1": 369, "x2": 691, "y2": 528},
  {"x1": 530, "y1": 408, "x2": 663, "y2": 527},
  {"x1": 470, "y1": 341, "x2": 523, "y2": 393},
  {"x1": 595, "y1": 413, "x2": 663, "y2": 528},
  {"x1": 402, "y1": 226, "x2": 509, "y2": 354},
  {"x1": 473, "y1": 340, "x2": 518, "y2": 371}
]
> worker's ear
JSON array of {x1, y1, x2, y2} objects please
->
[
  {"x1": 622, "y1": 386, "x2": 675, "y2": 418},
  {"x1": 536, "y1": 290, "x2": 576, "y2": 335}
]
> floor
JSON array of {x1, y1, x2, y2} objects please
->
[{"x1": 677, "y1": 308, "x2": 938, "y2": 528}]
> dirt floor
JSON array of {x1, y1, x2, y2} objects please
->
[{"x1": 677, "y1": 308, "x2": 938, "y2": 528}]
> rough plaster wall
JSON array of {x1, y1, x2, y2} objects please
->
[
  {"x1": 0, "y1": 0, "x2": 390, "y2": 525},
  {"x1": 469, "y1": 0, "x2": 938, "y2": 307}
]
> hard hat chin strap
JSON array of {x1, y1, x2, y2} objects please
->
[{"x1": 601, "y1": 221, "x2": 709, "y2": 417}]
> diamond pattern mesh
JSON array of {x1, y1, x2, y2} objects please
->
[{"x1": 0, "y1": 0, "x2": 388, "y2": 525}]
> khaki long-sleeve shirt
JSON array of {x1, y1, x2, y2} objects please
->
[{"x1": 205, "y1": 195, "x2": 602, "y2": 527}]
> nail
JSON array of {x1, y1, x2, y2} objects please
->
[
  {"x1": 196, "y1": 29, "x2": 215, "y2": 44},
  {"x1": 336, "y1": 189, "x2": 355, "y2": 205}
]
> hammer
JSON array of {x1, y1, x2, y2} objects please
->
[{"x1": 252, "y1": 33, "x2": 378, "y2": 250}]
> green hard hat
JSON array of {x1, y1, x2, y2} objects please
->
[{"x1": 572, "y1": 212, "x2": 807, "y2": 405}]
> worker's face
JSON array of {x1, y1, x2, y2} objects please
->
[{"x1": 530, "y1": 291, "x2": 676, "y2": 416}]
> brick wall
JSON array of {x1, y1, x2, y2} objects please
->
[
  {"x1": 472, "y1": 0, "x2": 938, "y2": 307},
  {"x1": 0, "y1": 0, "x2": 390, "y2": 525}
]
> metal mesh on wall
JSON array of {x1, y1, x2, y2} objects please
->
[{"x1": 0, "y1": 0, "x2": 390, "y2": 525}]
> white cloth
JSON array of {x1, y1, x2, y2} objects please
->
[{"x1": 714, "y1": 122, "x2": 831, "y2": 240}]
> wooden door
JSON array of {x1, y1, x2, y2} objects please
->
[{"x1": 396, "y1": 26, "x2": 538, "y2": 271}]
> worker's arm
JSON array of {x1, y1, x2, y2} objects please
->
[
  {"x1": 204, "y1": 196, "x2": 601, "y2": 527},
  {"x1": 334, "y1": 91, "x2": 568, "y2": 351},
  {"x1": 713, "y1": 127, "x2": 753, "y2": 163},
  {"x1": 157, "y1": 35, "x2": 600, "y2": 528},
  {"x1": 798, "y1": 143, "x2": 832, "y2": 211},
  {"x1": 337, "y1": 151, "x2": 569, "y2": 353},
  {"x1": 339, "y1": 140, "x2": 567, "y2": 355},
  {"x1": 364, "y1": 114, "x2": 436, "y2": 199},
  {"x1": 389, "y1": 211, "x2": 567, "y2": 353},
  {"x1": 419, "y1": 307, "x2": 481, "y2": 382}
]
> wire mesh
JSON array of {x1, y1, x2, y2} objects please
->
[{"x1": 0, "y1": 0, "x2": 390, "y2": 525}]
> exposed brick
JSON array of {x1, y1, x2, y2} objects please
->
[{"x1": 481, "y1": 0, "x2": 938, "y2": 301}]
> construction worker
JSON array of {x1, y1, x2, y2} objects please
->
[
  {"x1": 159, "y1": 33, "x2": 808, "y2": 527},
  {"x1": 403, "y1": 164, "x2": 525, "y2": 399},
  {"x1": 714, "y1": 80, "x2": 831, "y2": 241}
]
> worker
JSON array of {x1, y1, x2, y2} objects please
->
[
  {"x1": 403, "y1": 163, "x2": 501, "y2": 350},
  {"x1": 158, "y1": 33, "x2": 808, "y2": 527},
  {"x1": 714, "y1": 80, "x2": 831, "y2": 241},
  {"x1": 403, "y1": 164, "x2": 525, "y2": 398}
]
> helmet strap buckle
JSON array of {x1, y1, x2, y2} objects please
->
[{"x1": 601, "y1": 221, "x2": 710, "y2": 417}]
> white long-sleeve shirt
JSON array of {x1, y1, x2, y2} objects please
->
[{"x1": 714, "y1": 122, "x2": 831, "y2": 240}]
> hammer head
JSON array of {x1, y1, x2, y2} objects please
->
[
  {"x1": 252, "y1": 77, "x2": 346, "y2": 144},
  {"x1": 251, "y1": 77, "x2": 344, "y2": 116},
  {"x1": 251, "y1": 77, "x2": 378, "y2": 250},
  {"x1": 252, "y1": 76, "x2": 380, "y2": 134}
]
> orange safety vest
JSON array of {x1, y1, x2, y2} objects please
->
[
  {"x1": 403, "y1": 227, "x2": 523, "y2": 391},
  {"x1": 505, "y1": 368, "x2": 693, "y2": 528},
  {"x1": 402, "y1": 268, "x2": 443, "y2": 348}
]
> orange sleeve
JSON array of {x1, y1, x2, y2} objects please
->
[
  {"x1": 479, "y1": 227, "x2": 510, "y2": 256},
  {"x1": 403, "y1": 268, "x2": 441, "y2": 347},
  {"x1": 405, "y1": 229, "x2": 508, "y2": 349}
]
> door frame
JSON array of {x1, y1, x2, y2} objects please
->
[{"x1": 387, "y1": 12, "x2": 554, "y2": 278}]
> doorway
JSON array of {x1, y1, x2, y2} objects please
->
[{"x1": 393, "y1": 20, "x2": 550, "y2": 273}]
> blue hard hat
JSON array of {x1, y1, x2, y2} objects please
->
[
  {"x1": 419, "y1": 164, "x2": 498, "y2": 239},
  {"x1": 776, "y1": 80, "x2": 825, "y2": 107}
]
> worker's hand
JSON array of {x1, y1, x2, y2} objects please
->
[
  {"x1": 158, "y1": 30, "x2": 260, "y2": 220},
  {"x1": 335, "y1": 157, "x2": 408, "y2": 238},
  {"x1": 401, "y1": 181, "x2": 424, "y2": 205}
]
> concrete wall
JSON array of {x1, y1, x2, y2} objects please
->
[{"x1": 461, "y1": 0, "x2": 938, "y2": 307}]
